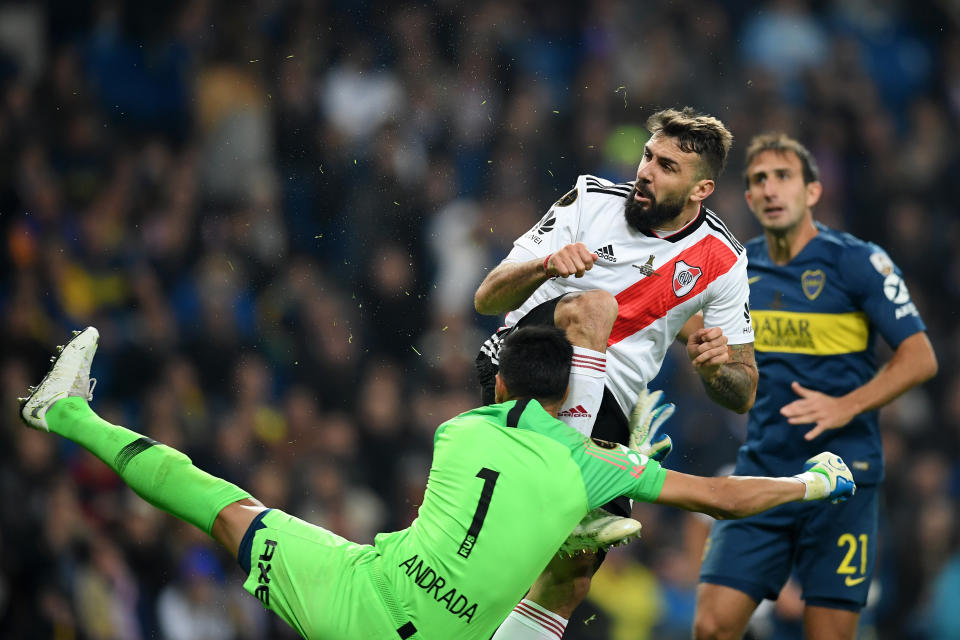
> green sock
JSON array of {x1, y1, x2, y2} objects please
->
[{"x1": 47, "y1": 397, "x2": 252, "y2": 535}]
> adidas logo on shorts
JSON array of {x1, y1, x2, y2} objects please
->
[
  {"x1": 559, "y1": 405, "x2": 592, "y2": 418},
  {"x1": 594, "y1": 244, "x2": 616, "y2": 262}
]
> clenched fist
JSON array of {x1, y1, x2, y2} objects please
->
[
  {"x1": 686, "y1": 326, "x2": 730, "y2": 380},
  {"x1": 545, "y1": 243, "x2": 599, "y2": 278}
]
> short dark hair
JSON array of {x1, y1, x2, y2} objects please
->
[
  {"x1": 646, "y1": 107, "x2": 733, "y2": 182},
  {"x1": 497, "y1": 327, "x2": 572, "y2": 404},
  {"x1": 743, "y1": 132, "x2": 820, "y2": 186}
]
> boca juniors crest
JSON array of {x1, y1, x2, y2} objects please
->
[
  {"x1": 801, "y1": 269, "x2": 825, "y2": 300},
  {"x1": 673, "y1": 260, "x2": 703, "y2": 297}
]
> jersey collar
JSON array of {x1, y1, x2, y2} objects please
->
[{"x1": 506, "y1": 399, "x2": 532, "y2": 428}]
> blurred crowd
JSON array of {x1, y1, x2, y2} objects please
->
[{"x1": 1, "y1": 1, "x2": 958, "y2": 638}]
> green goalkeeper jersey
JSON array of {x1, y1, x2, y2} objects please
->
[{"x1": 373, "y1": 399, "x2": 666, "y2": 639}]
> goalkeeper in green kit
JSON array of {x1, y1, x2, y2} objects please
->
[{"x1": 20, "y1": 326, "x2": 855, "y2": 640}]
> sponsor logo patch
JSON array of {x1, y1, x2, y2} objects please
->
[
  {"x1": 895, "y1": 302, "x2": 918, "y2": 319},
  {"x1": 536, "y1": 213, "x2": 556, "y2": 235},
  {"x1": 869, "y1": 251, "x2": 894, "y2": 276},
  {"x1": 254, "y1": 539, "x2": 278, "y2": 607},
  {"x1": 883, "y1": 274, "x2": 911, "y2": 304},
  {"x1": 555, "y1": 187, "x2": 578, "y2": 207},
  {"x1": 526, "y1": 212, "x2": 557, "y2": 244}
]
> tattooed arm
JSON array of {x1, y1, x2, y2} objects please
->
[{"x1": 686, "y1": 327, "x2": 758, "y2": 414}]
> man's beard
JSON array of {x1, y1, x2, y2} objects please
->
[{"x1": 624, "y1": 183, "x2": 686, "y2": 232}]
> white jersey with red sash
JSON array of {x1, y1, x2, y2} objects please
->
[{"x1": 501, "y1": 174, "x2": 754, "y2": 415}]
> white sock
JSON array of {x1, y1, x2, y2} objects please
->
[
  {"x1": 557, "y1": 346, "x2": 606, "y2": 436},
  {"x1": 492, "y1": 599, "x2": 569, "y2": 640}
]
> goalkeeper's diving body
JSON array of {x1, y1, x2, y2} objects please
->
[{"x1": 20, "y1": 325, "x2": 855, "y2": 640}]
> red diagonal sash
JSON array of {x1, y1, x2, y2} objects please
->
[{"x1": 609, "y1": 235, "x2": 738, "y2": 346}]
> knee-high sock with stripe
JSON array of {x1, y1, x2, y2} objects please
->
[
  {"x1": 47, "y1": 397, "x2": 251, "y2": 535},
  {"x1": 556, "y1": 346, "x2": 607, "y2": 437},
  {"x1": 491, "y1": 599, "x2": 569, "y2": 640}
]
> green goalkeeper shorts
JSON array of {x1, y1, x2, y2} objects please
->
[{"x1": 239, "y1": 509, "x2": 418, "y2": 639}]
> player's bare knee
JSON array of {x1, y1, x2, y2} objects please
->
[
  {"x1": 557, "y1": 290, "x2": 619, "y2": 328},
  {"x1": 692, "y1": 609, "x2": 740, "y2": 640},
  {"x1": 555, "y1": 290, "x2": 619, "y2": 348}
]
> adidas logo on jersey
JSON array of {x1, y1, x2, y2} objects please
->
[
  {"x1": 594, "y1": 245, "x2": 616, "y2": 262},
  {"x1": 559, "y1": 405, "x2": 592, "y2": 418}
]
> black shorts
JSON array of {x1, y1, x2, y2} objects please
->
[{"x1": 475, "y1": 295, "x2": 631, "y2": 518}]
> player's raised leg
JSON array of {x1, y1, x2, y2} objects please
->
[
  {"x1": 552, "y1": 290, "x2": 618, "y2": 437},
  {"x1": 19, "y1": 327, "x2": 263, "y2": 557},
  {"x1": 491, "y1": 552, "x2": 595, "y2": 640}
]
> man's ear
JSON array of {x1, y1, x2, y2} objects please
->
[
  {"x1": 689, "y1": 178, "x2": 715, "y2": 203},
  {"x1": 494, "y1": 373, "x2": 507, "y2": 403},
  {"x1": 805, "y1": 181, "x2": 823, "y2": 208}
]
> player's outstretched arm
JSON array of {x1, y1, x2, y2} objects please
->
[
  {"x1": 654, "y1": 452, "x2": 855, "y2": 519},
  {"x1": 474, "y1": 243, "x2": 599, "y2": 315},
  {"x1": 212, "y1": 499, "x2": 269, "y2": 557}
]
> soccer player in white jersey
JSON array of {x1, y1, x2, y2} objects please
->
[{"x1": 474, "y1": 107, "x2": 758, "y2": 639}]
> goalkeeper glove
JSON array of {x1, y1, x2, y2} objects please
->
[
  {"x1": 793, "y1": 452, "x2": 856, "y2": 503},
  {"x1": 628, "y1": 388, "x2": 675, "y2": 463}
]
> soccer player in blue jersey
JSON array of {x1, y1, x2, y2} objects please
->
[{"x1": 692, "y1": 133, "x2": 938, "y2": 640}]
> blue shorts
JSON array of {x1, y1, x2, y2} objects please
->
[{"x1": 699, "y1": 485, "x2": 877, "y2": 611}]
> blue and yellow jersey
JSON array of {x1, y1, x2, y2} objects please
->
[{"x1": 740, "y1": 223, "x2": 925, "y2": 486}]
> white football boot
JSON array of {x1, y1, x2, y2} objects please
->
[
  {"x1": 559, "y1": 508, "x2": 642, "y2": 555},
  {"x1": 19, "y1": 327, "x2": 99, "y2": 431}
]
